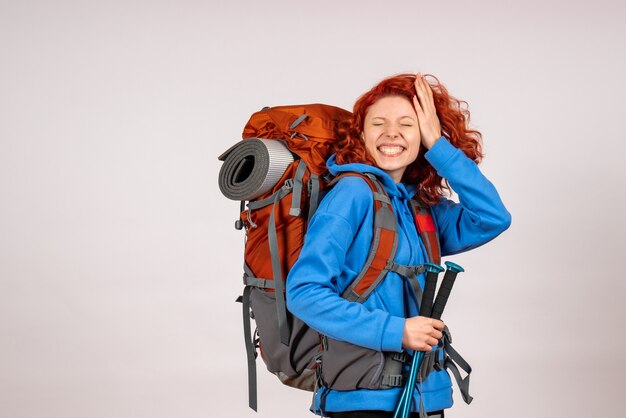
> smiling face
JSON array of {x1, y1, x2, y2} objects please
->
[{"x1": 361, "y1": 95, "x2": 421, "y2": 183}]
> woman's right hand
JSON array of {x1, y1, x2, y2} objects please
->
[{"x1": 402, "y1": 316, "x2": 445, "y2": 351}]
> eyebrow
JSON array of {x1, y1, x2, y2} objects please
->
[{"x1": 370, "y1": 116, "x2": 415, "y2": 121}]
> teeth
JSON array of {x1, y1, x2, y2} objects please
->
[{"x1": 379, "y1": 145, "x2": 404, "y2": 155}]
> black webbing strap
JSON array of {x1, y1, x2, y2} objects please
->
[
  {"x1": 442, "y1": 334, "x2": 473, "y2": 404},
  {"x1": 268, "y1": 181, "x2": 294, "y2": 345},
  {"x1": 385, "y1": 262, "x2": 427, "y2": 281},
  {"x1": 386, "y1": 261, "x2": 427, "y2": 307},
  {"x1": 241, "y1": 286, "x2": 257, "y2": 411},
  {"x1": 247, "y1": 189, "x2": 282, "y2": 210},
  {"x1": 318, "y1": 386, "x2": 330, "y2": 416},
  {"x1": 244, "y1": 275, "x2": 276, "y2": 289},
  {"x1": 235, "y1": 201, "x2": 245, "y2": 230},
  {"x1": 243, "y1": 262, "x2": 255, "y2": 281},
  {"x1": 413, "y1": 371, "x2": 428, "y2": 418},
  {"x1": 408, "y1": 276, "x2": 423, "y2": 309}
]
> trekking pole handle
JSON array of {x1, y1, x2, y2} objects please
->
[
  {"x1": 419, "y1": 263, "x2": 444, "y2": 318},
  {"x1": 431, "y1": 261, "x2": 464, "y2": 321}
]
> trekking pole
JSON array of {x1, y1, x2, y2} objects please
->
[
  {"x1": 401, "y1": 262, "x2": 465, "y2": 414},
  {"x1": 393, "y1": 263, "x2": 444, "y2": 418}
]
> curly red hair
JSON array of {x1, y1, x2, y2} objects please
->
[{"x1": 334, "y1": 73, "x2": 484, "y2": 204}]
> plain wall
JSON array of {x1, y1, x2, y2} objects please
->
[{"x1": 1, "y1": 1, "x2": 625, "y2": 417}]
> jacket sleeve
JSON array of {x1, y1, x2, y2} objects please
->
[
  {"x1": 425, "y1": 137, "x2": 512, "y2": 256},
  {"x1": 286, "y1": 177, "x2": 405, "y2": 352}
]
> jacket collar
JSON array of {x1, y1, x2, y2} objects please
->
[{"x1": 326, "y1": 154, "x2": 417, "y2": 200}]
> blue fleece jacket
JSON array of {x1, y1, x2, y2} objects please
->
[{"x1": 286, "y1": 136, "x2": 511, "y2": 415}]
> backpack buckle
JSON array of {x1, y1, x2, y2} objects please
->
[
  {"x1": 392, "y1": 351, "x2": 408, "y2": 363},
  {"x1": 433, "y1": 348, "x2": 443, "y2": 371},
  {"x1": 385, "y1": 260, "x2": 397, "y2": 271},
  {"x1": 382, "y1": 374, "x2": 403, "y2": 387}
]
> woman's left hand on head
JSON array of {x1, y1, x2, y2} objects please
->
[{"x1": 412, "y1": 73, "x2": 442, "y2": 149}]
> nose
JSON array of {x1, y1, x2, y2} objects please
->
[{"x1": 385, "y1": 125, "x2": 400, "y2": 139}]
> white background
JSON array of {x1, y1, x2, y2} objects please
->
[{"x1": 1, "y1": 1, "x2": 625, "y2": 417}]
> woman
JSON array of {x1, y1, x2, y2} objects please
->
[{"x1": 286, "y1": 73, "x2": 511, "y2": 417}]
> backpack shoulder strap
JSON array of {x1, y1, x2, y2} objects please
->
[
  {"x1": 329, "y1": 172, "x2": 399, "y2": 303},
  {"x1": 409, "y1": 196, "x2": 441, "y2": 265}
]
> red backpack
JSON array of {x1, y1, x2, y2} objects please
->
[{"x1": 218, "y1": 104, "x2": 442, "y2": 411}]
